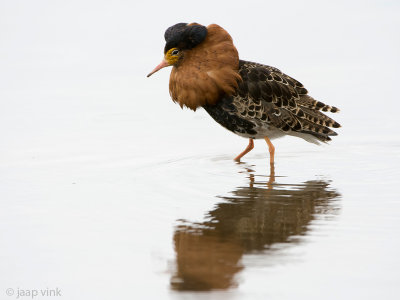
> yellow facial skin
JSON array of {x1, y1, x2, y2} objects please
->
[
  {"x1": 146, "y1": 47, "x2": 181, "y2": 77},
  {"x1": 164, "y1": 48, "x2": 181, "y2": 65}
]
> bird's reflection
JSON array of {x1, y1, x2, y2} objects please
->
[{"x1": 170, "y1": 164, "x2": 341, "y2": 291}]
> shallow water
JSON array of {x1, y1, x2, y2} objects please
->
[
  {"x1": 1, "y1": 1, "x2": 400, "y2": 299},
  {"x1": 1, "y1": 136, "x2": 399, "y2": 299}
]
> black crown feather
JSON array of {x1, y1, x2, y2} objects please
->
[{"x1": 164, "y1": 23, "x2": 207, "y2": 53}]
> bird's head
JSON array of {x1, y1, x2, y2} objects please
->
[
  {"x1": 146, "y1": 22, "x2": 240, "y2": 110},
  {"x1": 147, "y1": 23, "x2": 207, "y2": 77}
]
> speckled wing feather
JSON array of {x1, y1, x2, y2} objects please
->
[{"x1": 233, "y1": 60, "x2": 341, "y2": 141}]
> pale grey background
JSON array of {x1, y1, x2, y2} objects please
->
[{"x1": 1, "y1": 0, "x2": 399, "y2": 299}]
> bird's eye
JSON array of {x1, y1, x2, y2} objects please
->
[{"x1": 171, "y1": 49, "x2": 179, "y2": 56}]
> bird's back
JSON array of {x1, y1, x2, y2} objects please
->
[{"x1": 203, "y1": 60, "x2": 341, "y2": 143}]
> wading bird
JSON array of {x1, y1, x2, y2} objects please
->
[{"x1": 147, "y1": 23, "x2": 340, "y2": 163}]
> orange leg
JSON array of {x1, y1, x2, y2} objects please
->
[
  {"x1": 234, "y1": 139, "x2": 254, "y2": 162},
  {"x1": 264, "y1": 136, "x2": 275, "y2": 164}
]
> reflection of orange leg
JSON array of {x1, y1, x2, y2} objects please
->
[
  {"x1": 234, "y1": 139, "x2": 254, "y2": 162},
  {"x1": 264, "y1": 136, "x2": 275, "y2": 164},
  {"x1": 267, "y1": 162, "x2": 275, "y2": 189}
]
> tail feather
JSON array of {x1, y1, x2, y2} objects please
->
[
  {"x1": 302, "y1": 131, "x2": 332, "y2": 142},
  {"x1": 298, "y1": 118, "x2": 338, "y2": 142},
  {"x1": 298, "y1": 107, "x2": 341, "y2": 128},
  {"x1": 278, "y1": 107, "x2": 338, "y2": 143},
  {"x1": 297, "y1": 95, "x2": 340, "y2": 113}
]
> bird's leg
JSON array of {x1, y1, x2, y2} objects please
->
[
  {"x1": 264, "y1": 136, "x2": 275, "y2": 164},
  {"x1": 234, "y1": 139, "x2": 254, "y2": 162}
]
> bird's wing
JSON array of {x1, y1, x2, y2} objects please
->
[{"x1": 237, "y1": 60, "x2": 341, "y2": 140}]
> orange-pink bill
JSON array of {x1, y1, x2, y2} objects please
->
[{"x1": 147, "y1": 60, "x2": 169, "y2": 77}]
